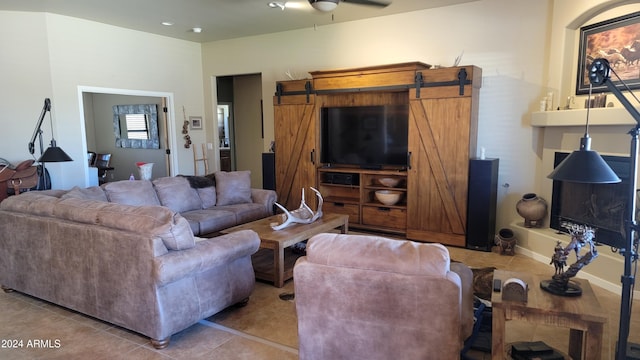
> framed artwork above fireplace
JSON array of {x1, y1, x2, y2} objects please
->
[{"x1": 576, "y1": 11, "x2": 640, "y2": 95}]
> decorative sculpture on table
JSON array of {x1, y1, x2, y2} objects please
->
[
  {"x1": 271, "y1": 187, "x2": 324, "y2": 230},
  {"x1": 550, "y1": 241, "x2": 567, "y2": 275},
  {"x1": 541, "y1": 222, "x2": 598, "y2": 296}
]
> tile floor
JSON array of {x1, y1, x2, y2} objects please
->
[{"x1": 0, "y1": 243, "x2": 638, "y2": 359}]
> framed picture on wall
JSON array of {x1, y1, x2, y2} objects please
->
[
  {"x1": 189, "y1": 116, "x2": 203, "y2": 130},
  {"x1": 576, "y1": 11, "x2": 640, "y2": 94}
]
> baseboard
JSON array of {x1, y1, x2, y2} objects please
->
[{"x1": 511, "y1": 221, "x2": 640, "y2": 299}]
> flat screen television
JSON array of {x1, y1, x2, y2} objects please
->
[{"x1": 320, "y1": 105, "x2": 409, "y2": 169}]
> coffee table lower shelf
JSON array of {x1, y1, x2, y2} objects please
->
[{"x1": 252, "y1": 247, "x2": 304, "y2": 286}]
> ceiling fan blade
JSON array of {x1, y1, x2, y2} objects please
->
[{"x1": 342, "y1": 0, "x2": 391, "y2": 8}]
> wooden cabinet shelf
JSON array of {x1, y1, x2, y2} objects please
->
[
  {"x1": 318, "y1": 167, "x2": 407, "y2": 233},
  {"x1": 323, "y1": 196, "x2": 359, "y2": 204}
]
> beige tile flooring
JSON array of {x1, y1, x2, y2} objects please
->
[{"x1": 0, "y1": 243, "x2": 638, "y2": 359}]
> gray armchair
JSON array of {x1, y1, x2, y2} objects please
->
[{"x1": 293, "y1": 233, "x2": 474, "y2": 360}]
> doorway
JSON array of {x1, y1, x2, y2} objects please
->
[
  {"x1": 215, "y1": 74, "x2": 263, "y2": 188},
  {"x1": 79, "y1": 86, "x2": 176, "y2": 184}
]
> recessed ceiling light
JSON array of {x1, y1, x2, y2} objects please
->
[
  {"x1": 161, "y1": 21, "x2": 174, "y2": 26},
  {"x1": 192, "y1": 27, "x2": 202, "y2": 33}
]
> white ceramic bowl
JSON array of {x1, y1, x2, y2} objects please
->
[
  {"x1": 378, "y1": 177, "x2": 400, "y2": 187},
  {"x1": 375, "y1": 190, "x2": 403, "y2": 206}
]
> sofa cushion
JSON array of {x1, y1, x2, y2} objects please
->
[
  {"x1": 102, "y1": 180, "x2": 161, "y2": 206},
  {"x1": 0, "y1": 192, "x2": 60, "y2": 216},
  {"x1": 61, "y1": 186, "x2": 108, "y2": 202},
  {"x1": 153, "y1": 177, "x2": 202, "y2": 213},
  {"x1": 179, "y1": 175, "x2": 217, "y2": 209},
  {"x1": 217, "y1": 203, "x2": 269, "y2": 224},
  {"x1": 180, "y1": 209, "x2": 237, "y2": 235},
  {"x1": 53, "y1": 198, "x2": 195, "y2": 250},
  {"x1": 214, "y1": 170, "x2": 252, "y2": 206},
  {"x1": 197, "y1": 187, "x2": 217, "y2": 209}
]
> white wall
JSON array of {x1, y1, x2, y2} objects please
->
[
  {"x1": 0, "y1": 12, "x2": 53, "y2": 163},
  {"x1": 0, "y1": 11, "x2": 205, "y2": 189}
]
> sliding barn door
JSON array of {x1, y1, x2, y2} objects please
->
[
  {"x1": 273, "y1": 88, "x2": 317, "y2": 211},
  {"x1": 406, "y1": 70, "x2": 479, "y2": 246}
]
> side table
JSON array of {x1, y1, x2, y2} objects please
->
[{"x1": 491, "y1": 270, "x2": 607, "y2": 360}]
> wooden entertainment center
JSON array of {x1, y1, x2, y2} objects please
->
[{"x1": 273, "y1": 62, "x2": 481, "y2": 246}]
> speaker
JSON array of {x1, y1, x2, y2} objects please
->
[
  {"x1": 262, "y1": 153, "x2": 275, "y2": 190},
  {"x1": 466, "y1": 158, "x2": 499, "y2": 251}
]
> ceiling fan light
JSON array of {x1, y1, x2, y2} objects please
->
[
  {"x1": 310, "y1": 0, "x2": 339, "y2": 12},
  {"x1": 268, "y1": 2, "x2": 285, "y2": 10}
]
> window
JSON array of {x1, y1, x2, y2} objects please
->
[{"x1": 123, "y1": 114, "x2": 149, "y2": 140}]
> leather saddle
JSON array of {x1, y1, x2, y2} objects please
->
[{"x1": 0, "y1": 159, "x2": 39, "y2": 202}]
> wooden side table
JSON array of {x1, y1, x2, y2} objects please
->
[{"x1": 491, "y1": 270, "x2": 607, "y2": 360}]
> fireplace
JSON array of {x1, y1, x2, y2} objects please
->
[{"x1": 550, "y1": 151, "x2": 631, "y2": 248}]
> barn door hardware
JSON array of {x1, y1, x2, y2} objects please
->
[
  {"x1": 275, "y1": 80, "x2": 314, "y2": 104},
  {"x1": 413, "y1": 68, "x2": 471, "y2": 98}
]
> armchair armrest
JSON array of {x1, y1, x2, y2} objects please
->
[
  {"x1": 450, "y1": 261, "x2": 474, "y2": 341},
  {"x1": 153, "y1": 229, "x2": 260, "y2": 286},
  {"x1": 251, "y1": 188, "x2": 277, "y2": 215}
]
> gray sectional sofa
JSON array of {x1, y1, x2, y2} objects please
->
[
  {"x1": 0, "y1": 171, "x2": 277, "y2": 348},
  {"x1": 66, "y1": 170, "x2": 277, "y2": 237}
]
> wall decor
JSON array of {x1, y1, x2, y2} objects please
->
[
  {"x1": 113, "y1": 104, "x2": 160, "y2": 149},
  {"x1": 190, "y1": 116, "x2": 202, "y2": 130},
  {"x1": 576, "y1": 11, "x2": 640, "y2": 94}
]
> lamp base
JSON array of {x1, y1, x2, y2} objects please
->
[{"x1": 540, "y1": 279, "x2": 582, "y2": 297}]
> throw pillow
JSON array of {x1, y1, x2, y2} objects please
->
[
  {"x1": 178, "y1": 175, "x2": 217, "y2": 208},
  {"x1": 197, "y1": 187, "x2": 217, "y2": 209},
  {"x1": 102, "y1": 180, "x2": 161, "y2": 206},
  {"x1": 61, "y1": 186, "x2": 108, "y2": 202},
  {"x1": 152, "y1": 177, "x2": 201, "y2": 213},
  {"x1": 214, "y1": 170, "x2": 252, "y2": 206}
]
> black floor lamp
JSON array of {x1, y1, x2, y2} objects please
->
[
  {"x1": 28, "y1": 98, "x2": 73, "y2": 189},
  {"x1": 548, "y1": 58, "x2": 638, "y2": 359}
]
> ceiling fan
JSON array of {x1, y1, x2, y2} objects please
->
[{"x1": 308, "y1": 0, "x2": 391, "y2": 12}]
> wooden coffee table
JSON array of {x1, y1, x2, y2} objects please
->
[
  {"x1": 221, "y1": 212, "x2": 349, "y2": 287},
  {"x1": 491, "y1": 270, "x2": 607, "y2": 360}
]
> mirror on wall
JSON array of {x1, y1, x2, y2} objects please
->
[{"x1": 113, "y1": 104, "x2": 160, "y2": 149}]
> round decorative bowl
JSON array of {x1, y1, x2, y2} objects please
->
[
  {"x1": 378, "y1": 177, "x2": 400, "y2": 187},
  {"x1": 375, "y1": 190, "x2": 403, "y2": 206}
]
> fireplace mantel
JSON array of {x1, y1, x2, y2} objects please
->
[{"x1": 531, "y1": 107, "x2": 639, "y2": 127}]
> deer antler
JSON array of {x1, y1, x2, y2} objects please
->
[{"x1": 270, "y1": 187, "x2": 324, "y2": 230}]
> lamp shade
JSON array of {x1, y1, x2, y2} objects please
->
[
  {"x1": 38, "y1": 146, "x2": 73, "y2": 163},
  {"x1": 310, "y1": 0, "x2": 338, "y2": 12},
  {"x1": 547, "y1": 148, "x2": 621, "y2": 184}
]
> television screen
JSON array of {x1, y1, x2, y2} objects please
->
[{"x1": 320, "y1": 105, "x2": 409, "y2": 168}]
